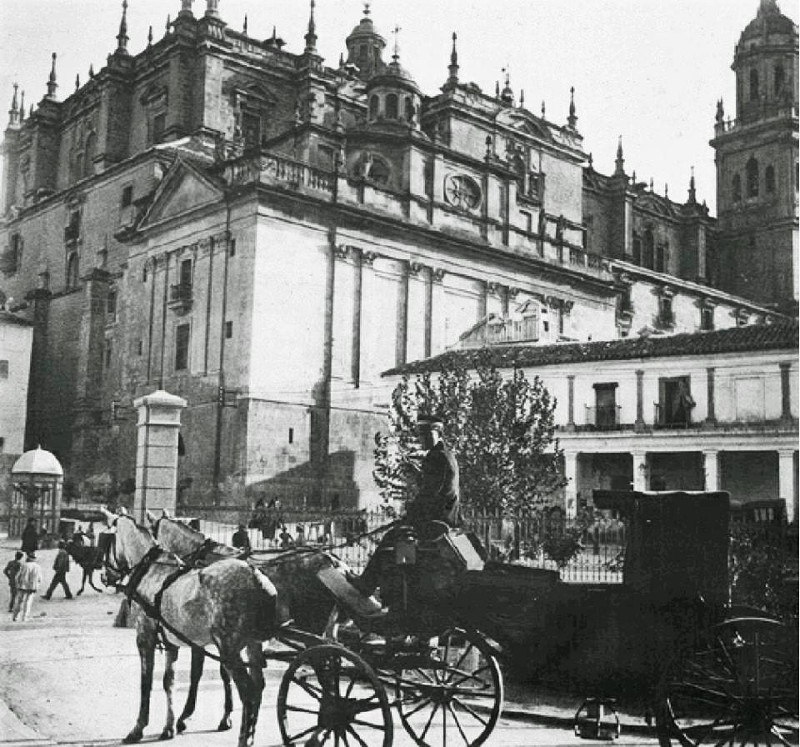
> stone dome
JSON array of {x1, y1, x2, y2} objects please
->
[
  {"x1": 11, "y1": 447, "x2": 64, "y2": 477},
  {"x1": 739, "y1": 0, "x2": 798, "y2": 43},
  {"x1": 368, "y1": 58, "x2": 420, "y2": 95}
]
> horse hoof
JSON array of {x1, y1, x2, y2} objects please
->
[
  {"x1": 217, "y1": 717, "x2": 232, "y2": 732},
  {"x1": 160, "y1": 727, "x2": 174, "y2": 740},
  {"x1": 176, "y1": 720, "x2": 186, "y2": 734},
  {"x1": 77, "y1": 590, "x2": 83, "y2": 596},
  {"x1": 123, "y1": 730, "x2": 143, "y2": 743}
]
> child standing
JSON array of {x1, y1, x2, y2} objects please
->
[
  {"x1": 4, "y1": 551, "x2": 23, "y2": 613},
  {"x1": 12, "y1": 552, "x2": 43, "y2": 621}
]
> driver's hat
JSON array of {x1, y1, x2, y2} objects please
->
[{"x1": 416, "y1": 413, "x2": 444, "y2": 431}]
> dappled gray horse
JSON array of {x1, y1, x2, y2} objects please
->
[
  {"x1": 101, "y1": 509, "x2": 279, "y2": 747},
  {"x1": 148, "y1": 511, "x2": 349, "y2": 735}
]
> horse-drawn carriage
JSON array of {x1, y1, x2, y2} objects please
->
[{"x1": 102, "y1": 491, "x2": 798, "y2": 747}]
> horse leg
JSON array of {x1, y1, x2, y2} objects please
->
[
  {"x1": 76, "y1": 569, "x2": 86, "y2": 596},
  {"x1": 222, "y1": 655, "x2": 256, "y2": 747},
  {"x1": 124, "y1": 629, "x2": 156, "y2": 743},
  {"x1": 89, "y1": 567, "x2": 103, "y2": 593},
  {"x1": 218, "y1": 663, "x2": 233, "y2": 731},
  {"x1": 159, "y1": 645, "x2": 178, "y2": 740},
  {"x1": 176, "y1": 648, "x2": 204, "y2": 733},
  {"x1": 245, "y1": 643, "x2": 265, "y2": 743}
]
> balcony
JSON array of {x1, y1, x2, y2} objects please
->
[
  {"x1": 168, "y1": 282, "x2": 193, "y2": 312},
  {"x1": 653, "y1": 402, "x2": 692, "y2": 429},
  {"x1": 584, "y1": 405, "x2": 623, "y2": 430}
]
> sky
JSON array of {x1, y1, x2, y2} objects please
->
[{"x1": 0, "y1": 0, "x2": 796, "y2": 215}]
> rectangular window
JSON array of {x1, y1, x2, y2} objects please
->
[
  {"x1": 0, "y1": 359, "x2": 8, "y2": 378},
  {"x1": 0, "y1": 437, "x2": 4, "y2": 453},
  {"x1": 120, "y1": 185, "x2": 133, "y2": 208},
  {"x1": 658, "y1": 296, "x2": 674, "y2": 327},
  {"x1": 593, "y1": 383, "x2": 618, "y2": 428},
  {"x1": 225, "y1": 321, "x2": 233, "y2": 339},
  {"x1": 104, "y1": 339, "x2": 113, "y2": 369},
  {"x1": 65, "y1": 210, "x2": 81, "y2": 242},
  {"x1": 136, "y1": 339, "x2": 143, "y2": 356},
  {"x1": 242, "y1": 111, "x2": 262, "y2": 150},
  {"x1": 153, "y1": 113, "x2": 166, "y2": 144},
  {"x1": 229, "y1": 239, "x2": 236, "y2": 257},
  {"x1": 175, "y1": 324, "x2": 190, "y2": 371},
  {"x1": 106, "y1": 290, "x2": 117, "y2": 319},
  {"x1": 179, "y1": 258, "x2": 192, "y2": 287},
  {"x1": 657, "y1": 376, "x2": 693, "y2": 426},
  {"x1": 289, "y1": 428, "x2": 294, "y2": 444},
  {"x1": 700, "y1": 306, "x2": 714, "y2": 331}
]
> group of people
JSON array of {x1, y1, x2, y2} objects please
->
[{"x1": 4, "y1": 517, "x2": 96, "y2": 621}]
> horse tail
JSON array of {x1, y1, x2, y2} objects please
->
[{"x1": 252, "y1": 567, "x2": 279, "y2": 635}]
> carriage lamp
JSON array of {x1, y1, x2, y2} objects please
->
[
  {"x1": 573, "y1": 698, "x2": 621, "y2": 740},
  {"x1": 394, "y1": 535, "x2": 417, "y2": 565}
]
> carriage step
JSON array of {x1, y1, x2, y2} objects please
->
[{"x1": 316, "y1": 567, "x2": 387, "y2": 619}]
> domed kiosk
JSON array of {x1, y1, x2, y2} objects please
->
[{"x1": 10, "y1": 447, "x2": 64, "y2": 538}]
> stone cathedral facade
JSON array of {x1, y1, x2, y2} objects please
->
[{"x1": 0, "y1": 0, "x2": 795, "y2": 509}]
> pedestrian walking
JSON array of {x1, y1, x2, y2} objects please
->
[
  {"x1": 12, "y1": 552, "x2": 43, "y2": 621},
  {"x1": 4, "y1": 551, "x2": 23, "y2": 613},
  {"x1": 21, "y1": 517, "x2": 38, "y2": 554},
  {"x1": 42, "y1": 541, "x2": 73, "y2": 600}
]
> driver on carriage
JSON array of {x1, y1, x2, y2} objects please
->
[{"x1": 355, "y1": 413, "x2": 461, "y2": 597}]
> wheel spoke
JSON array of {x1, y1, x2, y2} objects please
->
[
  {"x1": 293, "y1": 675, "x2": 325, "y2": 701},
  {"x1": 345, "y1": 724, "x2": 371, "y2": 747},
  {"x1": 285, "y1": 705, "x2": 325, "y2": 716},
  {"x1": 446, "y1": 700, "x2": 469, "y2": 745},
  {"x1": 420, "y1": 701, "x2": 441, "y2": 741},
  {"x1": 351, "y1": 718, "x2": 387, "y2": 731},
  {"x1": 770, "y1": 725, "x2": 794, "y2": 747},
  {"x1": 452, "y1": 695, "x2": 489, "y2": 726},
  {"x1": 286, "y1": 724, "x2": 321, "y2": 743},
  {"x1": 403, "y1": 696, "x2": 434, "y2": 718}
]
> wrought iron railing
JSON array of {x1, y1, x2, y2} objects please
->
[
  {"x1": 653, "y1": 402, "x2": 692, "y2": 428},
  {"x1": 585, "y1": 405, "x2": 623, "y2": 429}
]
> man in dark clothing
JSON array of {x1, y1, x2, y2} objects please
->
[
  {"x1": 405, "y1": 414, "x2": 461, "y2": 528},
  {"x1": 356, "y1": 414, "x2": 461, "y2": 597},
  {"x1": 4, "y1": 551, "x2": 23, "y2": 612},
  {"x1": 21, "y1": 518, "x2": 38, "y2": 554},
  {"x1": 42, "y1": 541, "x2": 73, "y2": 600},
  {"x1": 231, "y1": 524, "x2": 251, "y2": 554}
]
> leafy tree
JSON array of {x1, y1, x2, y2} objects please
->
[{"x1": 373, "y1": 352, "x2": 566, "y2": 516}]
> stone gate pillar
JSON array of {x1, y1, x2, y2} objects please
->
[{"x1": 133, "y1": 390, "x2": 187, "y2": 524}]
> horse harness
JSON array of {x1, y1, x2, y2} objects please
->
[{"x1": 120, "y1": 545, "x2": 228, "y2": 660}]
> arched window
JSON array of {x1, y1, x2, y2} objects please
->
[
  {"x1": 774, "y1": 64, "x2": 785, "y2": 95},
  {"x1": 643, "y1": 228, "x2": 655, "y2": 269},
  {"x1": 368, "y1": 95, "x2": 379, "y2": 120},
  {"x1": 84, "y1": 132, "x2": 97, "y2": 178},
  {"x1": 404, "y1": 96, "x2": 415, "y2": 122},
  {"x1": 750, "y1": 69, "x2": 760, "y2": 100},
  {"x1": 385, "y1": 93, "x2": 398, "y2": 119},
  {"x1": 66, "y1": 253, "x2": 79, "y2": 289},
  {"x1": 746, "y1": 157, "x2": 759, "y2": 197},
  {"x1": 732, "y1": 173, "x2": 742, "y2": 202},
  {"x1": 765, "y1": 165, "x2": 775, "y2": 194}
]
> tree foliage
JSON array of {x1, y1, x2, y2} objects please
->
[{"x1": 373, "y1": 352, "x2": 566, "y2": 515}]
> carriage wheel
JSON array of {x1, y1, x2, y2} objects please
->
[
  {"x1": 656, "y1": 617, "x2": 799, "y2": 746},
  {"x1": 395, "y1": 627, "x2": 503, "y2": 747},
  {"x1": 277, "y1": 643, "x2": 393, "y2": 747}
]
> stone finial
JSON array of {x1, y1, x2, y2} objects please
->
[
  {"x1": 116, "y1": 0, "x2": 129, "y2": 53},
  {"x1": 304, "y1": 0, "x2": 317, "y2": 53},
  {"x1": 541, "y1": 100, "x2": 546, "y2": 119},
  {"x1": 392, "y1": 24, "x2": 402, "y2": 62},
  {"x1": 205, "y1": 0, "x2": 220, "y2": 19},
  {"x1": 649, "y1": 176, "x2": 654, "y2": 192},
  {"x1": 147, "y1": 25, "x2": 154, "y2": 47},
  {"x1": 75, "y1": 74, "x2": 80, "y2": 91},
  {"x1": 614, "y1": 135, "x2": 625, "y2": 177},
  {"x1": 664, "y1": 183, "x2": 669, "y2": 199},
  {"x1": 243, "y1": 14, "x2": 248, "y2": 34},
  {"x1": 715, "y1": 98, "x2": 724, "y2": 124},
  {"x1": 500, "y1": 66, "x2": 514, "y2": 105},
  {"x1": 447, "y1": 32, "x2": 459, "y2": 86},
  {"x1": 165, "y1": 14, "x2": 172, "y2": 35},
  {"x1": 180, "y1": 0, "x2": 194, "y2": 16},
  {"x1": 89, "y1": 63, "x2": 95, "y2": 78},
  {"x1": 19, "y1": 90, "x2": 25, "y2": 122},
  {"x1": 519, "y1": 89, "x2": 525, "y2": 107},
  {"x1": 8, "y1": 83, "x2": 19, "y2": 127},
  {"x1": 567, "y1": 86, "x2": 577, "y2": 129},
  {"x1": 46, "y1": 52, "x2": 58, "y2": 99},
  {"x1": 687, "y1": 166, "x2": 697, "y2": 204}
]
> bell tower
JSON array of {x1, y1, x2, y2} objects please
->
[{"x1": 711, "y1": 0, "x2": 798, "y2": 311}]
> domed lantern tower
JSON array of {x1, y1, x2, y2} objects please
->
[
  {"x1": 364, "y1": 28, "x2": 422, "y2": 129},
  {"x1": 345, "y1": 3, "x2": 387, "y2": 79},
  {"x1": 711, "y1": 0, "x2": 798, "y2": 310}
]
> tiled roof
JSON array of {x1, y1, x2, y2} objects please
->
[{"x1": 383, "y1": 321, "x2": 799, "y2": 376}]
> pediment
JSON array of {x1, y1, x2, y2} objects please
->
[
  {"x1": 495, "y1": 109, "x2": 551, "y2": 141},
  {"x1": 138, "y1": 159, "x2": 223, "y2": 228},
  {"x1": 635, "y1": 193, "x2": 675, "y2": 218}
]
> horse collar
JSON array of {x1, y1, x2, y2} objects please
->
[{"x1": 123, "y1": 545, "x2": 165, "y2": 601}]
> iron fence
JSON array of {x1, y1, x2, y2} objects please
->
[{"x1": 177, "y1": 506, "x2": 625, "y2": 583}]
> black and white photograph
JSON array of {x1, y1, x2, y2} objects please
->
[{"x1": 0, "y1": 1, "x2": 797, "y2": 745}]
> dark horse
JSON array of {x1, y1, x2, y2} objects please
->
[
  {"x1": 148, "y1": 511, "x2": 349, "y2": 735},
  {"x1": 65, "y1": 540, "x2": 105, "y2": 594}
]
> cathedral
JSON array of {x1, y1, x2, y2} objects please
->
[{"x1": 0, "y1": 0, "x2": 796, "y2": 509}]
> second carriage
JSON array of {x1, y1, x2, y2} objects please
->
[{"x1": 272, "y1": 490, "x2": 798, "y2": 747}]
